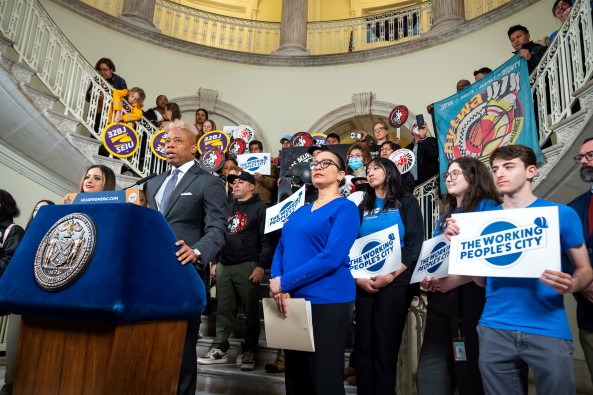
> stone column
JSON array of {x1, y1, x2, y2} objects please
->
[
  {"x1": 428, "y1": 0, "x2": 465, "y2": 35},
  {"x1": 273, "y1": 0, "x2": 309, "y2": 56},
  {"x1": 120, "y1": 0, "x2": 159, "y2": 32}
]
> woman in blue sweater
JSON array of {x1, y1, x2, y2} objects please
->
[
  {"x1": 416, "y1": 157, "x2": 501, "y2": 395},
  {"x1": 269, "y1": 149, "x2": 360, "y2": 395},
  {"x1": 354, "y1": 157, "x2": 424, "y2": 395}
]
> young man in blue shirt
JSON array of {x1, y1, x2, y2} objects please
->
[{"x1": 446, "y1": 145, "x2": 593, "y2": 395}]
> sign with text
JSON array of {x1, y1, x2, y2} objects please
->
[
  {"x1": 101, "y1": 123, "x2": 139, "y2": 158},
  {"x1": 237, "y1": 153, "x2": 271, "y2": 175},
  {"x1": 434, "y1": 55, "x2": 544, "y2": 192},
  {"x1": 264, "y1": 186, "x2": 305, "y2": 234},
  {"x1": 149, "y1": 130, "x2": 167, "y2": 160},
  {"x1": 349, "y1": 224, "x2": 402, "y2": 279},
  {"x1": 61, "y1": 190, "x2": 143, "y2": 206},
  {"x1": 449, "y1": 206, "x2": 560, "y2": 277},
  {"x1": 410, "y1": 234, "x2": 450, "y2": 284}
]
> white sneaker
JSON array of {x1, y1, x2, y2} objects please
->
[
  {"x1": 197, "y1": 347, "x2": 228, "y2": 365},
  {"x1": 241, "y1": 351, "x2": 255, "y2": 371}
]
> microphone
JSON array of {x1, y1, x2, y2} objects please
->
[{"x1": 124, "y1": 173, "x2": 157, "y2": 189}]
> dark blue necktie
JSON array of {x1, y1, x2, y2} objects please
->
[{"x1": 160, "y1": 168, "x2": 179, "y2": 213}]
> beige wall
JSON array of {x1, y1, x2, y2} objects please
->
[{"x1": 0, "y1": 162, "x2": 62, "y2": 229}]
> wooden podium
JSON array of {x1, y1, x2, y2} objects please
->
[
  {"x1": 14, "y1": 318, "x2": 186, "y2": 395},
  {"x1": 0, "y1": 204, "x2": 206, "y2": 395}
]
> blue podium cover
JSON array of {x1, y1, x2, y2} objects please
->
[{"x1": 0, "y1": 204, "x2": 206, "y2": 323}]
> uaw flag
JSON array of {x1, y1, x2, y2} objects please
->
[{"x1": 434, "y1": 54, "x2": 544, "y2": 191}]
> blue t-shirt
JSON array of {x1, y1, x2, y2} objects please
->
[
  {"x1": 359, "y1": 197, "x2": 405, "y2": 248},
  {"x1": 433, "y1": 199, "x2": 499, "y2": 237},
  {"x1": 479, "y1": 198, "x2": 585, "y2": 339},
  {"x1": 271, "y1": 197, "x2": 360, "y2": 304}
]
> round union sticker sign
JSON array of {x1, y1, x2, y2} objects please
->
[
  {"x1": 149, "y1": 130, "x2": 167, "y2": 161},
  {"x1": 389, "y1": 149, "x2": 415, "y2": 174},
  {"x1": 311, "y1": 133, "x2": 327, "y2": 145},
  {"x1": 199, "y1": 147, "x2": 226, "y2": 172},
  {"x1": 389, "y1": 105, "x2": 409, "y2": 128},
  {"x1": 198, "y1": 130, "x2": 231, "y2": 154},
  {"x1": 291, "y1": 132, "x2": 314, "y2": 147},
  {"x1": 227, "y1": 139, "x2": 247, "y2": 158},
  {"x1": 233, "y1": 125, "x2": 255, "y2": 143},
  {"x1": 101, "y1": 123, "x2": 140, "y2": 158}
]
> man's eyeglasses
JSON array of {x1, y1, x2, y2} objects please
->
[
  {"x1": 373, "y1": 127, "x2": 387, "y2": 133},
  {"x1": 309, "y1": 159, "x2": 339, "y2": 170},
  {"x1": 442, "y1": 170, "x2": 463, "y2": 181},
  {"x1": 574, "y1": 151, "x2": 593, "y2": 163}
]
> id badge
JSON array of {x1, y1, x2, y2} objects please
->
[{"x1": 453, "y1": 338, "x2": 467, "y2": 361}]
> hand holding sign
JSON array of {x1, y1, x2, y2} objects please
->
[
  {"x1": 449, "y1": 207, "x2": 560, "y2": 278},
  {"x1": 540, "y1": 270, "x2": 575, "y2": 294}
]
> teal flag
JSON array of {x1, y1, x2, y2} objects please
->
[{"x1": 434, "y1": 54, "x2": 544, "y2": 190}]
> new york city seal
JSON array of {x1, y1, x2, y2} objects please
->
[{"x1": 34, "y1": 213, "x2": 97, "y2": 291}]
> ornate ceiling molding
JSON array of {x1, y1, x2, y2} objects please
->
[{"x1": 49, "y1": 0, "x2": 540, "y2": 67}]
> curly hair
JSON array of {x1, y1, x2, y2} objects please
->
[{"x1": 0, "y1": 190, "x2": 20, "y2": 221}]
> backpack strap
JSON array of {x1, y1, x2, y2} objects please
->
[{"x1": 1, "y1": 223, "x2": 15, "y2": 246}]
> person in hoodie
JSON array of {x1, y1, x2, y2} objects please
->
[{"x1": 197, "y1": 171, "x2": 274, "y2": 371}]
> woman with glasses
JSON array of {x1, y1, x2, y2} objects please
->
[
  {"x1": 550, "y1": 0, "x2": 572, "y2": 43},
  {"x1": 269, "y1": 150, "x2": 360, "y2": 395},
  {"x1": 416, "y1": 157, "x2": 501, "y2": 395},
  {"x1": 379, "y1": 141, "x2": 401, "y2": 159},
  {"x1": 347, "y1": 144, "x2": 372, "y2": 178},
  {"x1": 353, "y1": 157, "x2": 424, "y2": 395}
]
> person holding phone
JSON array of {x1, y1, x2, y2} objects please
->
[{"x1": 406, "y1": 115, "x2": 439, "y2": 186}]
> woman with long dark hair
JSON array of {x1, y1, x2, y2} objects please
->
[
  {"x1": 0, "y1": 190, "x2": 24, "y2": 278},
  {"x1": 0, "y1": 190, "x2": 25, "y2": 395},
  {"x1": 416, "y1": 157, "x2": 501, "y2": 395},
  {"x1": 269, "y1": 149, "x2": 360, "y2": 395},
  {"x1": 78, "y1": 165, "x2": 116, "y2": 193},
  {"x1": 355, "y1": 157, "x2": 424, "y2": 395},
  {"x1": 25, "y1": 200, "x2": 55, "y2": 230}
]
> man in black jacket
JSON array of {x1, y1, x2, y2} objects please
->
[
  {"x1": 406, "y1": 122, "x2": 439, "y2": 186},
  {"x1": 198, "y1": 171, "x2": 274, "y2": 371},
  {"x1": 508, "y1": 25, "x2": 547, "y2": 74},
  {"x1": 566, "y1": 138, "x2": 593, "y2": 385}
]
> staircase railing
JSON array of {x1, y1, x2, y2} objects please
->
[
  {"x1": 0, "y1": 0, "x2": 166, "y2": 177},
  {"x1": 532, "y1": 0, "x2": 593, "y2": 143}
]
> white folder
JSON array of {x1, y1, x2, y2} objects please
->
[{"x1": 262, "y1": 298, "x2": 315, "y2": 352}]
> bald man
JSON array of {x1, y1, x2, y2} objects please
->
[{"x1": 146, "y1": 121, "x2": 227, "y2": 395}]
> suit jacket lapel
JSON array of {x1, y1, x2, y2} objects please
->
[
  {"x1": 162, "y1": 164, "x2": 201, "y2": 217},
  {"x1": 148, "y1": 173, "x2": 167, "y2": 209}
]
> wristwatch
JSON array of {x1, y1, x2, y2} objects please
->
[{"x1": 193, "y1": 248, "x2": 204, "y2": 270}]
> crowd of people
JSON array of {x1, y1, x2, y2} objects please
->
[{"x1": 2, "y1": 3, "x2": 593, "y2": 395}]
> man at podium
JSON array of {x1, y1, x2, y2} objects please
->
[{"x1": 145, "y1": 120, "x2": 227, "y2": 395}]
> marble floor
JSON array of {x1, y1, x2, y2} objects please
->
[{"x1": 0, "y1": 355, "x2": 589, "y2": 394}]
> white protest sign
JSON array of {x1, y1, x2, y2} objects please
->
[
  {"x1": 349, "y1": 224, "x2": 401, "y2": 279},
  {"x1": 264, "y1": 186, "x2": 305, "y2": 234},
  {"x1": 410, "y1": 234, "x2": 450, "y2": 284},
  {"x1": 449, "y1": 206, "x2": 560, "y2": 278},
  {"x1": 237, "y1": 153, "x2": 271, "y2": 175}
]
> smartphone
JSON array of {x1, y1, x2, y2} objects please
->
[
  {"x1": 350, "y1": 132, "x2": 362, "y2": 140},
  {"x1": 416, "y1": 114, "x2": 425, "y2": 129}
]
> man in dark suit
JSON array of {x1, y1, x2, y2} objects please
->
[
  {"x1": 146, "y1": 121, "x2": 227, "y2": 395},
  {"x1": 567, "y1": 137, "x2": 593, "y2": 386}
]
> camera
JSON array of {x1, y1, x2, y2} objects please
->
[{"x1": 350, "y1": 132, "x2": 362, "y2": 140}]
